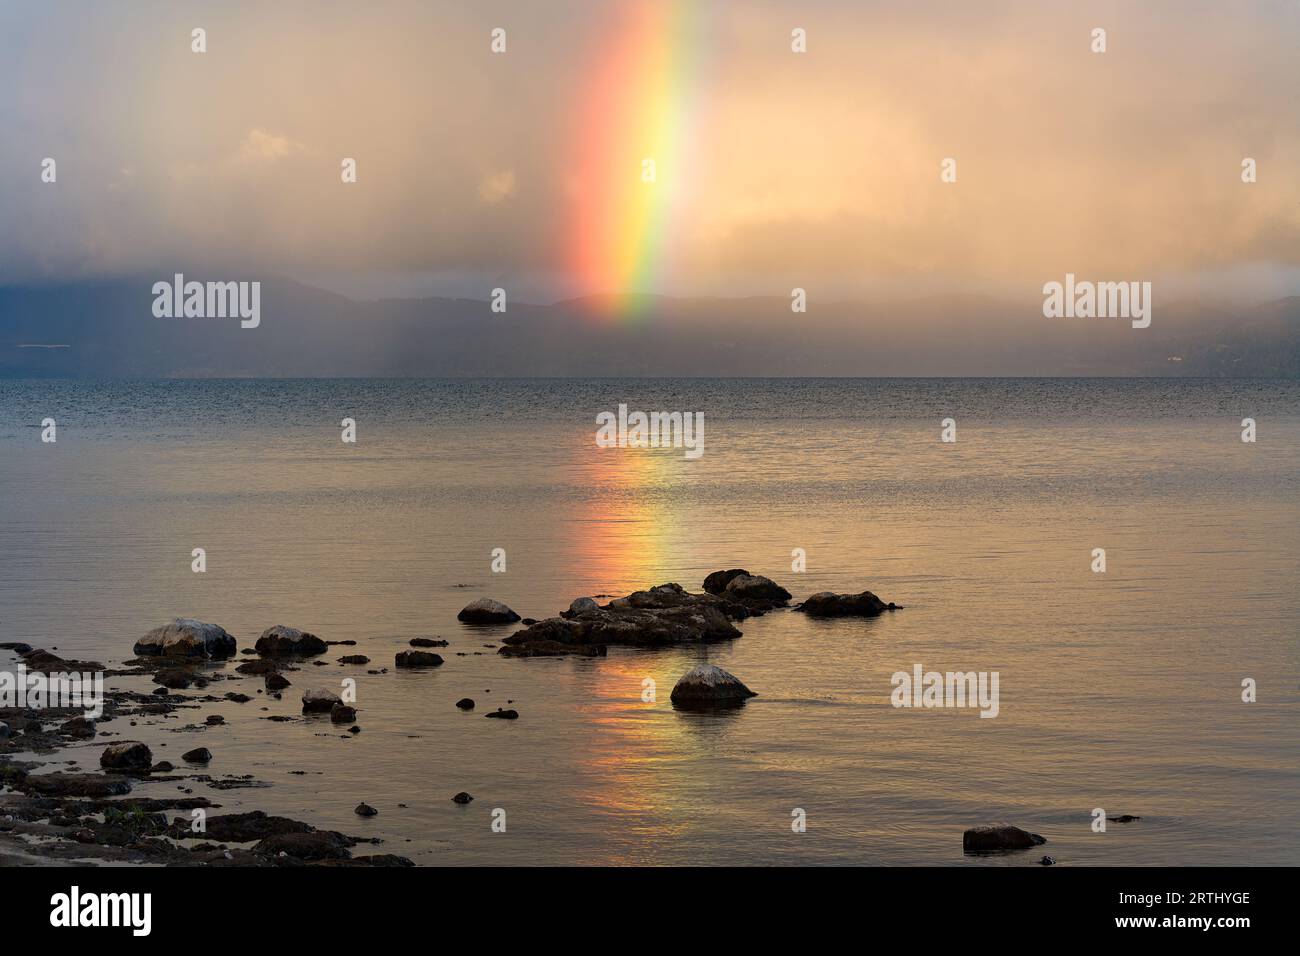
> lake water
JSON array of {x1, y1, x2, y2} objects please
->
[{"x1": 1, "y1": 378, "x2": 1297, "y2": 865}]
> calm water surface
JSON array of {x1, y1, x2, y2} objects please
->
[{"x1": 1, "y1": 378, "x2": 1297, "y2": 865}]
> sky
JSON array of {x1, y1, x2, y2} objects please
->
[{"x1": 1, "y1": 0, "x2": 1298, "y2": 304}]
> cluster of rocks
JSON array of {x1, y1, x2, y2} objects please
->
[
  {"x1": 1, "y1": 565, "x2": 911, "y2": 865},
  {"x1": 492, "y1": 570, "x2": 899, "y2": 663},
  {"x1": 477, "y1": 570, "x2": 901, "y2": 709}
]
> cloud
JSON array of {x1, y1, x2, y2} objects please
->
[
  {"x1": 478, "y1": 170, "x2": 517, "y2": 205},
  {"x1": 0, "y1": 0, "x2": 1296, "y2": 304},
  {"x1": 234, "y1": 128, "x2": 306, "y2": 166}
]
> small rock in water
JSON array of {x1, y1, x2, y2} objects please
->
[
  {"x1": 337, "y1": 655, "x2": 370, "y2": 665},
  {"x1": 237, "y1": 659, "x2": 279, "y2": 675},
  {"x1": 1108, "y1": 814, "x2": 1141, "y2": 823},
  {"x1": 457, "y1": 598, "x2": 521, "y2": 625},
  {"x1": 330, "y1": 703, "x2": 357, "y2": 723},
  {"x1": 395, "y1": 650, "x2": 444, "y2": 668},
  {"x1": 1039, "y1": 856, "x2": 1056, "y2": 866},
  {"x1": 182, "y1": 747, "x2": 212, "y2": 764},
  {"x1": 255, "y1": 625, "x2": 328, "y2": 657},
  {"x1": 669, "y1": 664, "x2": 757, "y2": 708},
  {"x1": 204, "y1": 714, "x2": 225, "y2": 725},
  {"x1": 266, "y1": 673, "x2": 291, "y2": 691},
  {"x1": 962, "y1": 825, "x2": 1047, "y2": 854},
  {"x1": 348, "y1": 725, "x2": 361, "y2": 734},
  {"x1": 410, "y1": 637, "x2": 448, "y2": 647},
  {"x1": 795, "y1": 590, "x2": 900, "y2": 618},
  {"x1": 485, "y1": 708, "x2": 519, "y2": 720},
  {"x1": 151, "y1": 761, "x2": 175, "y2": 773},
  {"x1": 154, "y1": 668, "x2": 195, "y2": 689},
  {"x1": 301, "y1": 688, "x2": 341, "y2": 713},
  {"x1": 100, "y1": 741, "x2": 152, "y2": 770},
  {"x1": 455, "y1": 698, "x2": 475, "y2": 710},
  {"x1": 452, "y1": 791, "x2": 473, "y2": 804},
  {"x1": 355, "y1": 802, "x2": 378, "y2": 817},
  {"x1": 723, "y1": 573, "x2": 791, "y2": 603}
]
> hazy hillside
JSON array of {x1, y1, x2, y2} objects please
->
[{"x1": 1, "y1": 278, "x2": 1297, "y2": 377}]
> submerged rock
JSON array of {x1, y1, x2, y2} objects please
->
[
  {"x1": 182, "y1": 747, "x2": 212, "y2": 764},
  {"x1": 134, "y1": 619, "x2": 237, "y2": 660},
  {"x1": 168, "y1": 810, "x2": 310, "y2": 842},
  {"x1": 18, "y1": 648, "x2": 71, "y2": 670},
  {"x1": 702, "y1": 568, "x2": 750, "y2": 594},
  {"x1": 485, "y1": 708, "x2": 519, "y2": 720},
  {"x1": 669, "y1": 664, "x2": 757, "y2": 708},
  {"x1": 795, "y1": 590, "x2": 900, "y2": 617},
  {"x1": 395, "y1": 650, "x2": 444, "y2": 668},
  {"x1": 457, "y1": 598, "x2": 521, "y2": 625},
  {"x1": 154, "y1": 668, "x2": 196, "y2": 690},
  {"x1": 337, "y1": 655, "x2": 370, "y2": 665},
  {"x1": 235, "y1": 659, "x2": 280, "y2": 676},
  {"x1": 253, "y1": 831, "x2": 353, "y2": 861},
  {"x1": 265, "y1": 673, "x2": 291, "y2": 691},
  {"x1": 301, "y1": 688, "x2": 341, "y2": 713},
  {"x1": 255, "y1": 625, "x2": 328, "y2": 658},
  {"x1": 409, "y1": 637, "x2": 448, "y2": 648},
  {"x1": 59, "y1": 716, "x2": 96, "y2": 739},
  {"x1": 498, "y1": 640, "x2": 606, "y2": 658},
  {"x1": 962, "y1": 825, "x2": 1047, "y2": 853},
  {"x1": 330, "y1": 703, "x2": 357, "y2": 723},
  {"x1": 100, "y1": 741, "x2": 153, "y2": 771},
  {"x1": 21, "y1": 772, "x2": 133, "y2": 798}
]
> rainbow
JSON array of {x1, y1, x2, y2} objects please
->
[{"x1": 566, "y1": 2, "x2": 705, "y2": 316}]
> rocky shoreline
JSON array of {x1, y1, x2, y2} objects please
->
[{"x1": 1, "y1": 569, "x2": 1073, "y2": 866}]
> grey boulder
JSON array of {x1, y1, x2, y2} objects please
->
[
  {"x1": 669, "y1": 664, "x2": 757, "y2": 708},
  {"x1": 134, "y1": 619, "x2": 237, "y2": 660},
  {"x1": 301, "y1": 688, "x2": 342, "y2": 713},
  {"x1": 457, "y1": 598, "x2": 521, "y2": 625}
]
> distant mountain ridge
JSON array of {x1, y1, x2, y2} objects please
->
[{"x1": 1, "y1": 278, "x2": 1297, "y2": 377}]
